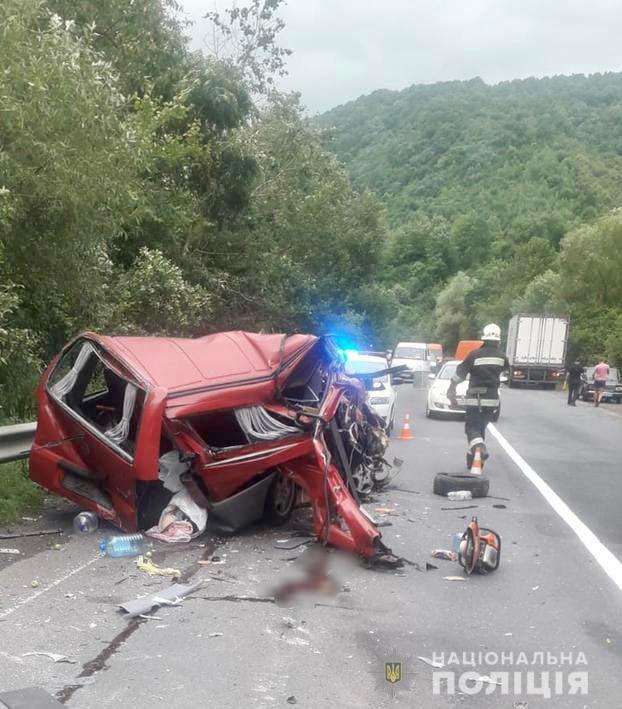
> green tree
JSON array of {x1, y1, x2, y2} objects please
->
[
  {"x1": 0, "y1": 0, "x2": 139, "y2": 354},
  {"x1": 433, "y1": 272, "x2": 477, "y2": 352}
]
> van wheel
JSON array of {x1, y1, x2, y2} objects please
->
[{"x1": 264, "y1": 474, "x2": 297, "y2": 525}]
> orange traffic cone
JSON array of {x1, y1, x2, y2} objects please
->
[
  {"x1": 469, "y1": 446, "x2": 483, "y2": 475},
  {"x1": 398, "y1": 413, "x2": 414, "y2": 440}
]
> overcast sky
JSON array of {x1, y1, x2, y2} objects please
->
[{"x1": 181, "y1": 0, "x2": 622, "y2": 114}]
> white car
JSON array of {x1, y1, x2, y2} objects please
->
[
  {"x1": 345, "y1": 353, "x2": 397, "y2": 433},
  {"x1": 426, "y1": 360, "x2": 501, "y2": 420},
  {"x1": 391, "y1": 341, "x2": 433, "y2": 383}
]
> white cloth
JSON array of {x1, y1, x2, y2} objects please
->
[
  {"x1": 51, "y1": 342, "x2": 94, "y2": 398},
  {"x1": 235, "y1": 405, "x2": 300, "y2": 442},
  {"x1": 145, "y1": 489, "x2": 208, "y2": 543},
  {"x1": 158, "y1": 451, "x2": 189, "y2": 493},
  {"x1": 105, "y1": 383, "x2": 137, "y2": 445}
]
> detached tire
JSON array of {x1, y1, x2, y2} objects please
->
[
  {"x1": 433, "y1": 473, "x2": 490, "y2": 498},
  {"x1": 264, "y1": 474, "x2": 297, "y2": 525}
]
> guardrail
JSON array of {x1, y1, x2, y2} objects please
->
[{"x1": 0, "y1": 422, "x2": 36, "y2": 464}]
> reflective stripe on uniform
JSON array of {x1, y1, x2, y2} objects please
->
[
  {"x1": 472, "y1": 357, "x2": 506, "y2": 367},
  {"x1": 468, "y1": 437, "x2": 484, "y2": 448},
  {"x1": 462, "y1": 398, "x2": 499, "y2": 407}
]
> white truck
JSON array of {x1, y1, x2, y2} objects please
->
[{"x1": 506, "y1": 315, "x2": 569, "y2": 389}]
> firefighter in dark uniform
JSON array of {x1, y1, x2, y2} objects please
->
[{"x1": 447, "y1": 324, "x2": 509, "y2": 470}]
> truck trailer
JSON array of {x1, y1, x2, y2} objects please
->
[{"x1": 506, "y1": 315, "x2": 569, "y2": 389}]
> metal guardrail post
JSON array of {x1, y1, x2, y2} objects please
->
[{"x1": 0, "y1": 422, "x2": 37, "y2": 463}]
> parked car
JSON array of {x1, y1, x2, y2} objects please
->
[
  {"x1": 426, "y1": 360, "x2": 501, "y2": 420},
  {"x1": 344, "y1": 352, "x2": 397, "y2": 434},
  {"x1": 580, "y1": 367, "x2": 622, "y2": 403},
  {"x1": 29, "y1": 331, "x2": 401, "y2": 565},
  {"x1": 391, "y1": 341, "x2": 431, "y2": 382}
]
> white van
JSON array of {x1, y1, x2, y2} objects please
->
[{"x1": 391, "y1": 342, "x2": 432, "y2": 382}]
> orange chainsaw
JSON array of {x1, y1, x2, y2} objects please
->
[{"x1": 458, "y1": 516, "x2": 501, "y2": 575}]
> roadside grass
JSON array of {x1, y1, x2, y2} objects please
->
[{"x1": 0, "y1": 460, "x2": 44, "y2": 524}]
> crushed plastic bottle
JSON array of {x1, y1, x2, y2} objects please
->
[
  {"x1": 73, "y1": 511, "x2": 99, "y2": 535},
  {"x1": 447, "y1": 490, "x2": 472, "y2": 501},
  {"x1": 99, "y1": 533, "x2": 144, "y2": 558}
]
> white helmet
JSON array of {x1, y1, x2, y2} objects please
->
[{"x1": 482, "y1": 323, "x2": 501, "y2": 342}]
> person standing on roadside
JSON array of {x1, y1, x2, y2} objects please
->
[
  {"x1": 565, "y1": 360, "x2": 584, "y2": 407},
  {"x1": 593, "y1": 358, "x2": 610, "y2": 407}
]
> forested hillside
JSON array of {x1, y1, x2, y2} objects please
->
[
  {"x1": 0, "y1": 0, "x2": 392, "y2": 422},
  {"x1": 2, "y1": 0, "x2": 622, "y2": 428},
  {"x1": 318, "y1": 75, "x2": 622, "y2": 362}
]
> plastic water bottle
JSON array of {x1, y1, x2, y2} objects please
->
[
  {"x1": 447, "y1": 490, "x2": 472, "y2": 501},
  {"x1": 73, "y1": 511, "x2": 99, "y2": 535},
  {"x1": 99, "y1": 534, "x2": 144, "y2": 558}
]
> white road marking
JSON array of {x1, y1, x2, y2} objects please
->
[
  {"x1": 489, "y1": 424, "x2": 622, "y2": 591},
  {"x1": 0, "y1": 554, "x2": 101, "y2": 620}
]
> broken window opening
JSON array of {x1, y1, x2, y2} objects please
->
[
  {"x1": 47, "y1": 339, "x2": 146, "y2": 457},
  {"x1": 281, "y1": 338, "x2": 338, "y2": 407},
  {"x1": 187, "y1": 410, "x2": 250, "y2": 450}
]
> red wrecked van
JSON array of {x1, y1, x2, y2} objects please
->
[{"x1": 29, "y1": 331, "x2": 400, "y2": 566}]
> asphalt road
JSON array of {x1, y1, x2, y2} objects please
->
[{"x1": 1, "y1": 384, "x2": 621, "y2": 708}]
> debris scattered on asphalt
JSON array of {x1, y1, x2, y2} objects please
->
[
  {"x1": 376, "y1": 521, "x2": 393, "y2": 528},
  {"x1": 138, "y1": 614, "x2": 163, "y2": 620},
  {"x1": 23, "y1": 652, "x2": 76, "y2": 664},
  {"x1": 493, "y1": 504, "x2": 507, "y2": 509},
  {"x1": 417, "y1": 655, "x2": 446, "y2": 669},
  {"x1": 30, "y1": 579, "x2": 40, "y2": 588},
  {"x1": 135, "y1": 555, "x2": 181, "y2": 578},
  {"x1": 401, "y1": 557, "x2": 437, "y2": 571},
  {"x1": 443, "y1": 576, "x2": 466, "y2": 582},
  {"x1": 198, "y1": 594, "x2": 275, "y2": 604},
  {"x1": 208, "y1": 632, "x2": 223, "y2": 637},
  {"x1": 118, "y1": 582, "x2": 202, "y2": 617},
  {"x1": 388, "y1": 487, "x2": 420, "y2": 495},
  {"x1": 440, "y1": 505, "x2": 479, "y2": 511},
  {"x1": 531, "y1": 586, "x2": 540, "y2": 592},
  {"x1": 374, "y1": 507, "x2": 396, "y2": 514},
  {"x1": 0, "y1": 529, "x2": 63, "y2": 540},
  {"x1": 0, "y1": 548, "x2": 21, "y2": 555},
  {"x1": 287, "y1": 696, "x2": 297, "y2": 705},
  {"x1": 431, "y1": 549, "x2": 458, "y2": 561},
  {"x1": 273, "y1": 537, "x2": 315, "y2": 550}
]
